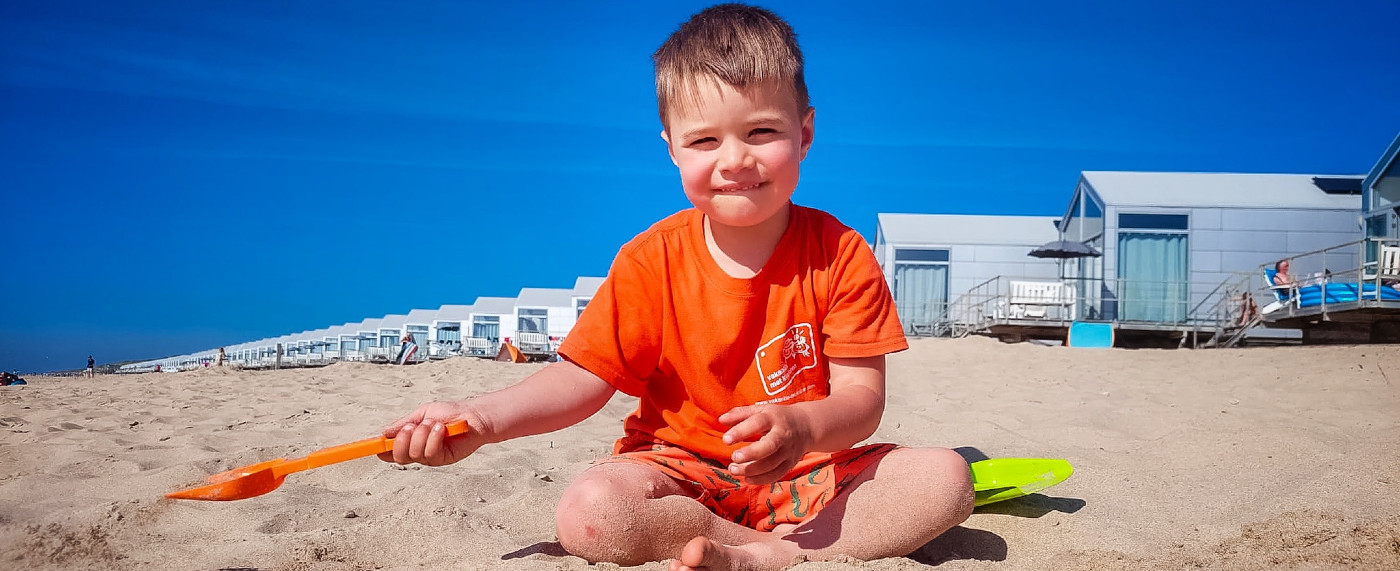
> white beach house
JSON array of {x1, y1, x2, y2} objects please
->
[
  {"x1": 321, "y1": 326, "x2": 344, "y2": 360},
  {"x1": 431, "y1": 304, "x2": 473, "y2": 358},
  {"x1": 373, "y1": 315, "x2": 409, "y2": 362},
  {"x1": 514, "y1": 287, "x2": 574, "y2": 359},
  {"x1": 874, "y1": 213, "x2": 1062, "y2": 334},
  {"x1": 1058, "y1": 171, "x2": 1363, "y2": 324},
  {"x1": 337, "y1": 322, "x2": 365, "y2": 362},
  {"x1": 353, "y1": 318, "x2": 384, "y2": 361},
  {"x1": 465, "y1": 297, "x2": 517, "y2": 357},
  {"x1": 402, "y1": 308, "x2": 436, "y2": 361},
  {"x1": 571, "y1": 276, "x2": 605, "y2": 322}
]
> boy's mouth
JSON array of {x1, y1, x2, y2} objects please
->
[{"x1": 714, "y1": 182, "x2": 762, "y2": 193}]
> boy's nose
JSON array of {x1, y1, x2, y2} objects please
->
[{"x1": 716, "y1": 142, "x2": 756, "y2": 173}]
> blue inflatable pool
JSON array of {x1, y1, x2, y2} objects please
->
[{"x1": 1294, "y1": 283, "x2": 1400, "y2": 307}]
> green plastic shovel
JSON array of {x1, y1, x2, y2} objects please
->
[{"x1": 969, "y1": 458, "x2": 1074, "y2": 506}]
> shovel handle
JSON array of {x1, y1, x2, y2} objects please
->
[{"x1": 301, "y1": 420, "x2": 470, "y2": 471}]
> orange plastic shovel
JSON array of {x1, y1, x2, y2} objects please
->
[{"x1": 167, "y1": 420, "x2": 470, "y2": 501}]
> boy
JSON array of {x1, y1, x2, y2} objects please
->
[{"x1": 379, "y1": 4, "x2": 973, "y2": 570}]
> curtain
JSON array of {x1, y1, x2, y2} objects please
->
[
  {"x1": 1116, "y1": 232, "x2": 1189, "y2": 322},
  {"x1": 436, "y1": 324, "x2": 461, "y2": 342},
  {"x1": 472, "y1": 321, "x2": 500, "y2": 342},
  {"x1": 893, "y1": 263, "x2": 949, "y2": 332}
]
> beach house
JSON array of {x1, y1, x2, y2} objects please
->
[
  {"x1": 337, "y1": 322, "x2": 364, "y2": 362},
  {"x1": 873, "y1": 213, "x2": 1062, "y2": 335},
  {"x1": 430, "y1": 304, "x2": 473, "y2": 358},
  {"x1": 401, "y1": 309, "x2": 436, "y2": 362},
  {"x1": 465, "y1": 297, "x2": 516, "y2": 357},
  {"x1": 1057, "y1": 171, "x2": 1363, "y2": 325},
  {"x1": 571, "y1": 276, "x2": 605, "y2": 321}
]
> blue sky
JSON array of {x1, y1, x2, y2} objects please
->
[{"x1": 2, "y1": 0, "x2": 1397, "y2": 372}]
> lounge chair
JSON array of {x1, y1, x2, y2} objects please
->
[
  {"x1": 1264, "y1": 267, "x2": 1400, "y2": 311},
  {"x1": 1261, "y1": 268, "x2": 1293, "y2": 313}
]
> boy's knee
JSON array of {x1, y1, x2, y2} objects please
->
[
  {"x1": 555, "y1": 476, "x2": 642, "y2": 562},
  {"x1": 897, "y1": 447, "x2": 975, "y2": 521},
  {"x1": 930, "y1": 448, "x2": 976, "y2": 521}
]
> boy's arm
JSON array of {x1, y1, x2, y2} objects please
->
[
  {"x1": 378, "y1": 360, "x2": 616, "y2": 466},
  {"x1": 720, "y1": 354, "x2": 887, "y2": 484}
]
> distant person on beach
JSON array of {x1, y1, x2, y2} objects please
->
[
  {"x1": 86, "y1": 356, "x2": 95, "y2": 378},
  {"x1": 378, "y1": 5, "x2": 972, "y2": 570},
  {"x1": 1236, "y1": 291, "x2": 1259, "y2": 326},
  {"x1": 1272, "y1": 259, "x2": 1295, "y2": 287},
  {"x1": 394, "y1": 331, "x2": 417, "y2": 365},
  {"x1": 216, "y1": 347, "x2": 225, "y2": 367}
]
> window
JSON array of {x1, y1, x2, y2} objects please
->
[
  {"x1": 379, "y1": 329, "x2": 400, "y2": 347},
  {"x1": 1119, "y1": 213, "x2": 1188, "y2": 231},
  {"x1": 576, "y1": 298, "x2": 590, "y2": 318},
  {"x1": 436, "y1": 322, "x2": 461, "y2": 342},
  {"x1": 472, "y1": 316, "x2": 500, "y2": 341},
  {"x1": 1373, "y1": 156, "x2": 1400, "y2": 209},
  {"x1": 1085, "y1": 196, "x2": 1103, "y2": 218},
  {"x1": 407, "y1": 325, "x2": 429, "y2": 345},
  {"x1": 894, "y1": 248, "x2": 949, "y2": 262},
  {"x1": 891, "y1": 248, "x2": 951, "y2": 334},
  {"x1": 518, "y1": 308, "x2": 548, "y2": 334},
  {"x1": 1063, "y1": 188, "x2": 1104, "y2": 241}
]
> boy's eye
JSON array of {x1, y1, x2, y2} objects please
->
[
  {"x1": 688, "y1": 137, "x2": 718, "y2": 148},
  {"x1": 749, "y1": 128, "x2": 777, "y2": 136}
]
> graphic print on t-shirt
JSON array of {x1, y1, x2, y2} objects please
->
[{"x1": 755, "y1": 323, "x2": 817, "y2": 396}]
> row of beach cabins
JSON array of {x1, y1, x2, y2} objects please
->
[
  {"x1": 118, "y1": 278, "x2": 604, "y2": 373},
  {"x1": 122, "y1": 131, "x2": 1400, "y2": 371}
]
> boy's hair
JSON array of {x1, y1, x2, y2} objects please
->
[{"x1": 653, "y1": 3, "x2": 809, "y2": 128}]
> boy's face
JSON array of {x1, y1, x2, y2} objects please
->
[{"x1": 662, "y1": 79, "x2": 814, "y2": 230}]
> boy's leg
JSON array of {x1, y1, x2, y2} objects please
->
[
  {"x1": 671, "y1": 447, "x2": 974, "y2": 571},
  {"x1": 555, "y1": 461, "x2": 772, "y2": 565}
]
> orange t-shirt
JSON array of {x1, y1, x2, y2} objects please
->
[{"x1": 558, "y1": 204, "x2": 908, "y2": 462}]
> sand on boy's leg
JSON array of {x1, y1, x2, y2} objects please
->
[
  {"x1": 670, "y1": 447, "x2": 975, "y2": 571},
  {"x1": 555, "y1": 462, "x2": 773, "y2": 565},
  {"x1": 557, "y1": 446, "x2": 973, "y2": 570}
]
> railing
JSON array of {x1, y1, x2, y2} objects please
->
[
  {"x1": 943, "y1": 274, "x2": 1251, "y2": 342},
  {"x1": 513, "y1": 332, "x2": 555, "y2": 358},
  {"x1": 1253, "y1": 237, "x2": 1400, "y2": 322},
  {"x1": 365, "y1": 345, "x2": 394, "y2": 362},
  {"x1": 430, "y1": 340, "x2": 462, "y2": 359},
  {"x1": 462, "y1": 337, "x2": 499, "y2": 357}
]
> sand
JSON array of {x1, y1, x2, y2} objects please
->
[{"x1": 2, "y1": 337, "x2": 1398, "y2": 570}]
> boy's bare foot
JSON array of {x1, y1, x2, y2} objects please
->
[{"x1": 668, "y1": 536, "x2": 789, "y2": 571}]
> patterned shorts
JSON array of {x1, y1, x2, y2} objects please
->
[{"x1": 595, "y1": 443, "x2": 899, "y2": 532}]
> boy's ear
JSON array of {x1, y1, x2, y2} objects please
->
[
  {"x1": 799, "y1": 107, "x2": 815, "y2": 161},
  {"x1": 660, "y1": 129, "x2": 679, "y2": 167}
]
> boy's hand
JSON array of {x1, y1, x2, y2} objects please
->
[
  {"x1": 719, "y1": 404, "x2": 814, "y2": 485},
  {"x1": 378, "y1": 401, "x2": 485, "y2": 467}
]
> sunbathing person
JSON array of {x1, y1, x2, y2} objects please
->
[{"x1": 1272, "y1": 260, "x2": 1295, "y2": 287}]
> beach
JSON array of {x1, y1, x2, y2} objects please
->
[{"x1": 2, "y1": 337, "x2": 1397, "y2": 570}]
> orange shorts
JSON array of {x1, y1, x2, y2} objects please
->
[{"x1": 597, "y1": 443, "x2": 899, "y2": 532}]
